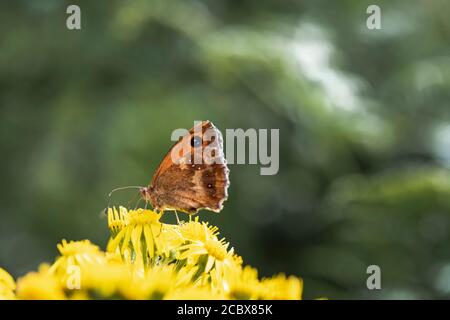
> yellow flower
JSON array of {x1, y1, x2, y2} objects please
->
[
  {"x1": 49, "y1": 239, "x2": 106, "y2": 290},
  {"x1": 107, "y1": 207, "x2": 167, "y2": 266},
  {"x1": 179, "y1": 235, "x2": 230, "y2": 269},
  {"x1": 16, "y1": 264, "x2": 66, "y2": 300},
  {"x1": 79, "y1": 259, "x2": 131, "y2": 299},
  {"x1": 53, "y1": 239, "x2": 106, "y2": 267},
  {"x1": 165, "y1": 286, "x2": 226, "y2": 300},
  {"x1": 108, "y1": 206, "x2": 129, "y2": 236},
  {"x1": 121, "y1": 264, "x2": 177, "y2": 300},
  {"x1": 179, "y1": 216, "x2": 220, "y2": 243},
  {"x1": 178, "y1": 218, "x2": 225, "y2": 265},
  {"x1": 258, "y1": 273, "x2": 303, "y2": 300},
  {"x1": 70, "y1": 291, "x2": 90, "y2": 300},
  {"x1": 221, "y1": 265, "x2": 261, "y2": 299},
  {"x1": 3, "y1": 204, "x2": 311, "y2": 300},
  {"x1": 163, "y1": 218, "x2": 242, "y2": 292},
  {"x1": 0, "y1": 268, "x2": 16, "y2": 300},
  {"x1": 80, "y1": 262, "x2": 180, "y2": 300}
]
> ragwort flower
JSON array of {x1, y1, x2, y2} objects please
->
[
  {"x1": 0, "y1": 268, "x2": 16, "y2": 300},
  {"x1": 2, "y1": 204, "x2": 309, "y2": 300}
]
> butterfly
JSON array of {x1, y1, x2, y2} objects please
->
[{"x1": 138, "y1": 121, "x2": 230, "y2": 214}]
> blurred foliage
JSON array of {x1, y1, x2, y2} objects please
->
[{"x1": 1, "y1": 0, "x2": 450, "y2": 299}]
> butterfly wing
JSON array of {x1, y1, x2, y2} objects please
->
[{"x1": 147, "y1": 121, "x2": 229, "y2": 214}]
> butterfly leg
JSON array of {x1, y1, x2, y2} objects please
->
[
  {"x1": 132, "y1": 197, "x2": 143, "y2": 210},
  {"x1": 174, "y1": 210, "x2": 181, "y2": 225},
  {"x1": 155, "y1": 210, "x2": 164, "y2": 237},
  {"x1": 126, "y1": 191, "x2": 139, "y2": 209}
]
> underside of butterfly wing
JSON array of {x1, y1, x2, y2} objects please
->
[{"x1": 144, "y1": 121, "x2": 230, "y2": 214}]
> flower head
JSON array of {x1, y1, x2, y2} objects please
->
[
  {"x1": 16, "y1": 264, "x2": 66, "y2": 300},
  {"x1": 165, "y1": 286, "x2": 226, "y2": 300},
  {"x1": 107, "y1": 207, "x2": 171, "y2": 268},
  {"x1": 2, "y1": 205, "x2": 309, "y2": 300},
  {"x1": 0, "y1": 268, "x2": 16, "y2": 300},
  {"x1": 221, "y1": 265, "x2": 261, "y2": 299},
  {"x1": 258, "y1": 273, "x2": 303, "y2": 300},
  {"x1": 49, "y1": 239, "x2": 106, "y2": 289},
  {"x1": 179, "y1": 217, "x2": 220, "y2": 243},
  {"x1": 121, "y1": 264, "x2": 177, "y2": 300},
  {"x1": 79, "y1": 259, "x2": 131, "y2": 299},
  {"x1": 178, "y1": 219, "x2": 241, "y2": 289}
]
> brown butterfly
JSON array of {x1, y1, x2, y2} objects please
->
[{"x1": 136, "y1": 121, "x2": 229, "y2": 214}]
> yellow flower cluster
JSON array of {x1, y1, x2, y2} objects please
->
[{"x1": 0, "y1": 207, "x2": 303, "y2": 300}]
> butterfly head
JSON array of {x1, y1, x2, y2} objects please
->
[
  {"x1": 140, "y1": 185, "x2": 164, "y2": 211},
  {"x1": 139, "y1": 185, "x2": 155, "y2": 202},
  {"x1": 139, "y1": 186, "x2": 150, "y2": 198}
]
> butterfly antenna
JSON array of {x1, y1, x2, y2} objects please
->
[
  {"x1": 106, "y1": 186, "x2": 143, "y2": 213},
  {"x1": 108, "y1": 186, "x2": 143, "y2": 198}
]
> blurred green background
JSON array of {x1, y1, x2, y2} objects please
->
[{"x1": 1, "y1": 0, "x2": 450, "y2": 299}]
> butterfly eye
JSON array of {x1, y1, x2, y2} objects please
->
[{"x1": 191, "y1": 136, "x2": 202, "y2": 148}]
